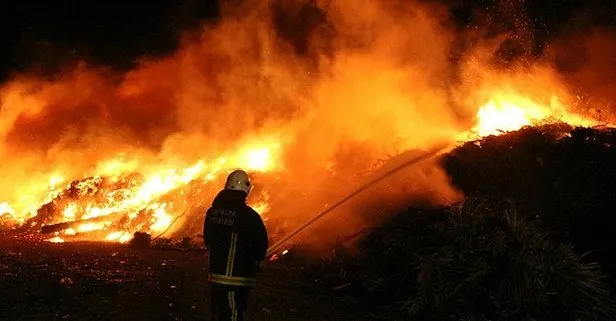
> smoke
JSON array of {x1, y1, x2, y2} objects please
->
[
  {"x1": 545, "y1": 29, "x2": 616, "y2": 120},
  {"x1": 0, "y1": 0, "x2": 613, "y2": 248}
]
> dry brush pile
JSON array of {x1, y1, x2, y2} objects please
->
[
  {"x1": 296, "y1": 125, "x2": 616, "y2": 320},
  {"x1": 356, "y1": 199, "x2": 615, "y2": 320},
  {"x1": 443, "y1": 125, "x2": 616, "y2": 274}
]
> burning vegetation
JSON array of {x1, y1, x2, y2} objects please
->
[
  {"x1": 2, "y1": 139, "x2": 279, "y2": 243},
  {"x1": 3, "y1": 1, "x2": 616, "y2": 320},
  {"x1": 295, "y1": 125, "x2": 616, "y2": 320},
  {"x1": 0, "y1": 0, "x2": 614, "y2": 250}
]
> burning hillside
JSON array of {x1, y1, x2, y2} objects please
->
[{"x1": 0, "y1": 0, "x2": 613, "y2": 246}]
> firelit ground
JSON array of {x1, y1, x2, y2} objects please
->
[{"x1": 0, "y1": 232, "x2": 372, "y2": 321}]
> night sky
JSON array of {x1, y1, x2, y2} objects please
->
[
  {"x1": 0, "y1": 0, "x2": 219, "y2": 79},
  {"x1": 0, "y1": 0, "x2": 615, "y2": 82}
]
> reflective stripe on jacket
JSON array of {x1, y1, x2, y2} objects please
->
[{"x1": 204, "y1": 189, "x2": 268, "y2": 288}]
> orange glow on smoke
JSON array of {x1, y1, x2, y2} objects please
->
[{"x1": 0, "y1": 0, "x2": 613, "y2": 246}]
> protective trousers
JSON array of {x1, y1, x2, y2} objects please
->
[{"x1": 210, "y1": 284, "x2": 250, "y2": 321}]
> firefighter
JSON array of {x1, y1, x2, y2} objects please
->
[{"x1": 204, "y1": 169, "x2": 268, "y2": 321}]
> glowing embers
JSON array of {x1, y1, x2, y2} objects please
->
[{"x1": 16, "y1": 139, "x2": 282, "y2": 244}]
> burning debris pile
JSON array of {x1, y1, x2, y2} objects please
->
[
  {"x1": 0, "y1": 143, "x2": 278, "y2": 244},
  {"x1": 286, "y1": 125, "x2": 616, "y2": 320},
  {"x1": 3, "y1": 0, "x2": 616, "y2": 319},
  {"x1": 22, "y1": 173, "x2": 197, "y2": 242},
  {"x1": 0, "y1": 0, "x2": 615, "y2": 252}
]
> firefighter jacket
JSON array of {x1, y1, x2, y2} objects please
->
[{"x1": 204, "y1": 189, "x2": 268, "y2": 288}]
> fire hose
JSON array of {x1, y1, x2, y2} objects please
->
[
  {"x1": 117, "y1": 142, "x2": 450, "y2": 254},
  {"x1": 265, "y1": 142, "x2": 453, "y2": 257}
]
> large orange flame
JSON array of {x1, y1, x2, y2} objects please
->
[
  {"x1": 0, "y1": 0, "x2": 613, "y2": 246},
  {"x1": 470, "y1": 93, "x2": 599, "y2": 138},
  {"x1": 30, "y1": 139, "x2": 281, "y2": 243}
]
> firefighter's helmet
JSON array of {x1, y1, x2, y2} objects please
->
[{"x1": 224, "y1": 169, "x2": 252, "y2": 194}]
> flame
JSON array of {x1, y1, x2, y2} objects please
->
[
  {"x1": 0, "y1": 0, "x2": 613, "y2": 247},
  {"x1": 0, "y1": 202, "x2": 15, "y2": 216},
  {"x1": 244, "y1": 148, "x2": 274, "y2": 171},
  {"x1": 47, "y1": 236, "x2": 65, "y2": 243},
  {"x1": 41, "y1": 142, "x2": 278, "y2": 241},
  {"x1": 49, "y1": 174, "x2": 65, "y2": 188},
  {"x1": 0, "y1": 140, "x2": 280, "y2": 242},
  {"x1": 471, "y1": 93, "x2": 599, "y2": 137},
  {"x1": 105, "y1": 231, "x2": 132, "y2": 243},
  {"x1": 470, "y1": 92, "x2": 598, "y2": 137},
  {"x1": 0, "y1": 202, "x2": 17, "y2": 228},
  {"x1": 0, "y1": 84, "x2": 608, "y2": 243},
  {"x1": 7, "y1": 87, "x2": 596, "y2": 243},
  {"x1": 252, "y1": 201, "x2": 270, "y2": 217}
]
